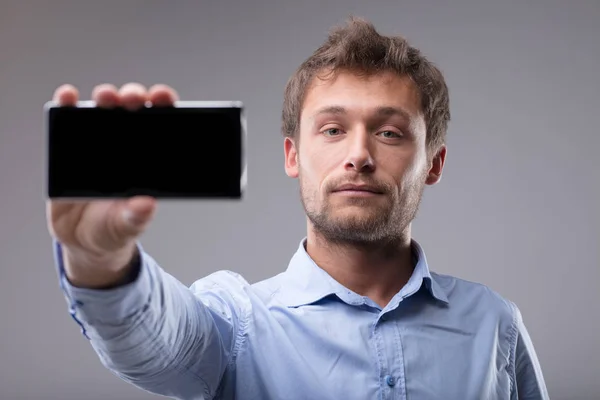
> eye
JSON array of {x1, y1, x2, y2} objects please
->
[
  {"x1": 322, "y1": 128, "x2": 343, "y2": 137},
  {"x1": 377, "y1": 130, "x2": 402, "y2": 139}
]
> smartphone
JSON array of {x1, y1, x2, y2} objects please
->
[{"x1": 45, "y1": 100, "x2": 246, "y2": 199}]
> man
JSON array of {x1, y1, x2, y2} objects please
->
[{"x1": 47, "y1": 17, "x2": 549, "y2": 400}]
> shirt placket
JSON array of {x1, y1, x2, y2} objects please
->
[{"x1": 374, "y1": 312, "x2": 407, "y2": 400}]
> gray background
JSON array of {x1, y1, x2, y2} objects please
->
[{"x1": 1, "y1": 0, "x2": 598, "y2": 399}]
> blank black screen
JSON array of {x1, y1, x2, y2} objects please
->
[{"x1": 47, "y1": 105, "x2": 243, "y2": 199}]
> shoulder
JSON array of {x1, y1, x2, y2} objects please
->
[
  {"x1": 431, "y1": 271, "x2": 520, "y2": 327},
  {"x1": 187, "y1": 269, "x2": 286, "y2": 309},
  {"x1": 189, "y1": 270, "x2": 251, "y2": 297}
]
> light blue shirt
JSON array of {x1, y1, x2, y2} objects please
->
[{"x1": 54, "y1": 238, "x2": 549, "y2": 400}]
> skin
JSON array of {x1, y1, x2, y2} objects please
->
[{"x1": 284, "y1": 69, "x2": 446, "y2": 308}]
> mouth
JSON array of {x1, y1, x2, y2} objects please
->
[{"x1": 332, "y1": 184, "x2": 384, "y2": 196}]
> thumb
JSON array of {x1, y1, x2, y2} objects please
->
[{"x1": 114, "y1": 196, "x2": 157, "y2": 239}]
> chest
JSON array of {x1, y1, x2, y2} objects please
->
[{"x1": 225, "y1": 302, "x2": 513, "y2": 400}]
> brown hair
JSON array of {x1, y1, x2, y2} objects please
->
[{"x1": 281, "y1": 16, "x2": 450, "y2": 154}]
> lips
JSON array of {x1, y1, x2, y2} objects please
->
[{"x1": 333, "y1": 184, "x2": 383, "y2": 194}]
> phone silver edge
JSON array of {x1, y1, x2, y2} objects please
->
[{"x1": 43, "y1": 100, "x2": 247, "y2": 201}]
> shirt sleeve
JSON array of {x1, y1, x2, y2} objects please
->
[
  {"x1": 53, "y1": 240, "x2": 250, "y2": 399},
  {"x1": 511, "y1": 304, "x2": 550, "y2": 400}
]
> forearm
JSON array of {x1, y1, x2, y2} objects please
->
[{"x1": 54, "y1": 241, "x2": 235, "y2": 399}]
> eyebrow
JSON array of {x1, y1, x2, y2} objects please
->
[{"x1": 313, "y1": 105, "x2": 412, "y2": 121}]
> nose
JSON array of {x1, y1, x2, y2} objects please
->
[{"x1": 344, "y1": 130, "x2": 375, "y2": 173}]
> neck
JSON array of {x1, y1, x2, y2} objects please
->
[{"x1": 305, "y1": 223, "x2": 415, "y2": 308}]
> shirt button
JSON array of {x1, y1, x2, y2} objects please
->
[{"x1": 384, "y1": 375, "x2": 396, "y2": 387}]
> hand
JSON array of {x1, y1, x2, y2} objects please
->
[{"x1": 46, "y1": 82, "x2": 179, "y2": 288}]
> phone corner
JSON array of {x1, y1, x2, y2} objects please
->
[{"x1": 43, "y1": 100, "x2": 57, "y2": 112}]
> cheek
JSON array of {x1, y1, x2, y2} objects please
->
[
  {"x1": 400, "y1": 153, "x2": 429, "y2": 186},
  {"x1": 300, "y1": 143, "x2": 342, "y2": 182},
  {"x1": 379, "y1": 149, "x2": 426, "y2": 187}
]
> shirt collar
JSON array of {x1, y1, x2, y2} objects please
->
[{"x1": 276, "y1": 238, "x2": 449, "y2": 308}]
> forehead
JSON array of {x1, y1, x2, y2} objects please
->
[{"x1": 301, "y1": 69, "x2": 423, "y2": 119}]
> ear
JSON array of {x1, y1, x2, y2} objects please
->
[
  {"x1": 425, "y1": 145, "x2": 447, "y2": 185},
  {"x1": 284, "y1": 137, "x2": 299, "y2": 178}
]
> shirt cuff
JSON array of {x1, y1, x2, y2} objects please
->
[{"x1": 53, "y1": 240, "x2": 154, "y2": 337}]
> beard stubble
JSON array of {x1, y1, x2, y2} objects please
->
[{"x1": 299, "y1": 168, "x2": 428, "y2": 248}]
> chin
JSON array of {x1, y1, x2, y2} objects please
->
[
  {"x1": 329, "y1": 207, "x2": 373, "y2": 219},
  {"x1": 333, "y1": 202, "x2": 386, "y2": 215},
  {"x1": 332, "y1": 213, "x2": 386, "y2": 229}
]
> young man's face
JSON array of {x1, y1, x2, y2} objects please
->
[{"x1": 284, "y1": 69, "x2": 446, "y2": 245}]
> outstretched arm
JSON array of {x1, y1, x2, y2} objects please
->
[{"x1": 54, "y1": 241, "x2": 248, "y2": 399}]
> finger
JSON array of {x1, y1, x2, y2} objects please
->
[
  {"x1": 53, "y1": 84, "x2": 79, "y2": 106},
  {"x1": 118, "y1": 82, "x2": 148, "y2": 110},
  {"x1": 92, "y1": 84, "x2": 120, "y2": 108},
  {"x1": 115, "y1": 196, "x2": 157, "y2": 238},
  {"x1": 148, "y1": 84, "x2": 179, "y2": 107},
  {"x1": 46, "y1": 199, "x2": 87, "y2": 240},
  {"x1": 47, "y1": 199, "x2": 88, "y2": 224}
]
